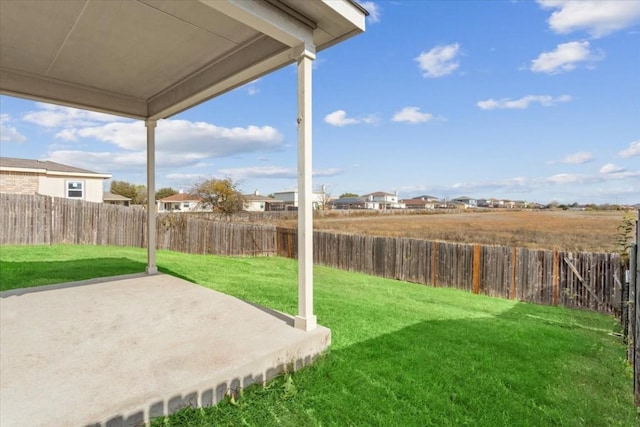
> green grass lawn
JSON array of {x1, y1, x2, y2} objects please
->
[{"x1": 1, "y1": 245, "x2": 636, "y2": 426}]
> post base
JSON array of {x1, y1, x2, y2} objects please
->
[{"x1": 294, "y1": 315, "x2": 317, "y2": 331}]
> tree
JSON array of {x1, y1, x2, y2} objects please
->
[
  {"x1": 109, "y1": 181, "x2": 148, "y2": 205},
  {"x1": 315, "y1": 184, "x2": 331, "y2": 210},
  {"x1": 340, "y1": 192, "x2": 359, "y2": 198},
  {"x1": 190, "y1": 178, "x2": 243, "y2": 217},
  {"x1": 110, "y1": 180, "x2": 138, "y2": 201},
  {"x1": 156, "y1": 187, "x2": 177, "y2": 200},
  {"x1": 616, "y1": 211, "x2": 635, "y2": 268},
  {"x1": 135, "y1": 184, "x2": 147, "y2": 205}
]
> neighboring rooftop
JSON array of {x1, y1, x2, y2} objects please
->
[
  {"x1": 363, "y1": 191, "x2": 395, "y2": 197},
  {"x1": 243, "y1": 194, "x2": 276, "y2": 202},
  {"x1": 0, "y1": 157, "x2": 106, "y2": 175},
  {"x1": 103, "y1": 192, "x2": 131, "y2": 202},
  {"x1": 157, "y1": 193, "x2": 201, "y2": 202}
]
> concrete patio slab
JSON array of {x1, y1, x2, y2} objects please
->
[{"x1": 0, "y1": 274, "x2": 331, "y2": 427}]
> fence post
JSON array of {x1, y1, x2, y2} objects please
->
[
  {"x1": 473, "y1": 243, "x2": 480, "y2": 294},
  {"x1": 511, "y1": 247, "x2": 517, "y2": 299},
  {"x1": 553, "y1": 250, "x2": 559, "y2": 306},
  {"x1": 431, "y1": 242, "x2": 438, "y2": 287},
  {"x1": 632, "y1": 211, "x2": 639, "y2": 406},
  {"x1": 46, "y1": 195, "x2": 53, "y2": 245}
]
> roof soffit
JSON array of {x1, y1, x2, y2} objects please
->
[{"x1": 0, "y1": 0, "x2": 365, "y2": 120}]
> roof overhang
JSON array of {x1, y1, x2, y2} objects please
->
[
  {"x1": 0, "y1": 0, "x2": 366, "y2": 120},
  {"x1": 0, "y1": 166, "x2": 111, "y2": 179}
]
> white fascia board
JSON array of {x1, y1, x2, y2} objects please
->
[
  {"x1": 0, "y1": 166, "x2": 47, "y2": 174},
  {"x1": 46, "y1": 171, "x2": 112, "y2": 179},
  {"x1": 0, "y1": 69, "x2": 147, "y2": 120},
  {"x1": 199, "y1": 0, "x2": 314, "y2": 47},
  {"x1": 321, "y1": 0, "x2": 366, "y2": 31}
]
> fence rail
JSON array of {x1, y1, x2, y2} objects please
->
[{"x1": 0, "y1": 194, "x2": 624, "y2": 316}]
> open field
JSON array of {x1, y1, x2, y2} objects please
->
[
  {"x1": 277, "y1": 210, "x2": 634, "y2": 253},
  {"x1": 1, "y1": 245, "x2": 636, "y2": 426}
]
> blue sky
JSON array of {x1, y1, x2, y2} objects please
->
[{"x1": 1, "y1": 0, "x2": 639, "y2": 204}]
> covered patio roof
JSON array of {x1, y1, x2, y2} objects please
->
[
  {"x1": 0, "y1": 0, "x2": 366, "y2": 332},
  {"x1": 0, "y1": 0, "x2": 366, "y2": 120}
]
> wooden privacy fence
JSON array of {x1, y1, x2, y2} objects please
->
[
  {"x1": 1, "y1": 194, "x2": 624, "y2": 315},
  {"x1": 0, "y1": 194, "x2": 275, "y2": 256},
  {"x1": 277, "y1": 227, "x2": 623, "y2": 315},
  {"x1": 156, "y1": 214, "x2": 275, "y2": 256},
  {"x1": 0, "y1": 193, "x2": 146, "y2": 246}
]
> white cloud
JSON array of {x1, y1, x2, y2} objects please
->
[
  {"x1": 47, "y1": 150, "x2": 147, "y2": 172},
  {"x1": 0, "y1": 114, "x2": 27, "y2": 143},
  {"x1": 537, "y1": 0, "x2": 640, "y2": 38},
  {"x1": 35, "y1": 110, "x2": 284, "y2": 176},
  {"x1": 599, "y1": 163, "x2": 625, "y2": 174},
  {"x1": 165, "y1": 173, "x2": 208, "y2": 182},
  {"x1": 548, "y1": 170, "x2": 640, "y2": 185},
  {"x1": 219, "y1": 166, "x2": 296, "y2": 180},
  {"x1": 477, "y1": 94, "x2": 572, "y2": 110},
  {"x1": 449, "y1": 176, "x2": 533, "y2": 194},
  {"x1": 415, "y1": 43, "x2": 461, "y2": 78},
  {"x1": 218, "y1": 166, "x2": 343, "y2": 181},
  {"x1": 547, "y1": 173, "x2": 591, "y2": 185},
  {"x1": 561, "y1": 151, "x2": 594, "y2": 164},
  {"x1": 22, "y1": 103, "x2": 123, "y2": 128},
  {"x1": 605, "y1": 171, "x2": 640, "y2": 180},
  {"x1": 324, "y1": 110, "x2": 378, "y2": 127},
  {"x1": 619, "y1": 140, "x2": 640, "y2": 158},
  {"x1": 55, "y1": 119, "x2": 283, "y2": 157},
  {"x1": 530, "y1": 41, "x2": 603, "y2": 74},
  {"x1": 359, "y1": 1, "x2": 381, "y2": 23},
  {"x1": 313, "y1": 167, "x2": 343, "y2": 177},
  {"x1": 392, "y1": 107, "x2": 434, "y2": 124}
]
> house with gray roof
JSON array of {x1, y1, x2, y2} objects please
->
[{"x1": 0, "y1": 157, "x2": 111, "y2": 203}]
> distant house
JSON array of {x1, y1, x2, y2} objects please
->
[
  {"x1": 103, "y1": 191, "x2": 131, "y2": 206},
  {"x1": 362, "y1": 191, "x2": 404, "y2": 209},
  {"x1": 451, "y1": 196, "x2": 477, "y2": 208},
  {"x1": 157, "y1": 192, "x2": 203, "y2": 213},
  {"x1": 476, "y1": 198, "x2": 490, "y2": 208},
  {"x1": 329, "y1": 197, "x2": 367, "y2": 210},
  {"x1": 242, "y1": 192, "x2": 278, "y2": 212},
  {"x1": 0, "y1": 157, "x2": 111, "y2": 203},
  {"x1": 412, "y1": 195, "x2": 440, "y2": 202},
  {"x1": 480, "y1": 198, "x2": 499, "y2": 208},
  {"x1": 272, "y1": 188, "x2": 327, "y2": 210},
  {"x1": 401, "y1": 198, "x2": 437, "y2": 210}
]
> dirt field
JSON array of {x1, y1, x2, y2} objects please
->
[{"x1": 277, "y1": 210, "x2": 636, "y2": 253}]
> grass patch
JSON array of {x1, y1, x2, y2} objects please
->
[{"x1": 0, "y1": 245, "x2": 635, "y2": 426}]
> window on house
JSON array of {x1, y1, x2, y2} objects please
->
[
  {"x1": 183, "y1": 202, "x2": 190, "y2": 208},
  {"x1": 66, "y1": 181, "x2": 84, "y2": 199}
]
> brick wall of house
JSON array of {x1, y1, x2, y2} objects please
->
[{"x1": 0, "y1": 172, "x2": 39, "y2": 194}]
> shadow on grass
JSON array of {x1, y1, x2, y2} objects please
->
[
  {"x1": 157, "y1": 266, "x2": 197, "y2": 285},
  {"x1": 0, "y1": 258, "x2": 146, "y2": 292},
  {"x1": 160, "y1": 303, "x2": 632, "y2": 427}
]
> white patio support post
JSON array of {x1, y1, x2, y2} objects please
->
[
  {"x1": 294, "y1": 43, "x2": 317, "y2": 331},
  {"x1": 145, "y1": 119, "x2": 158, "y2": 274}
]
